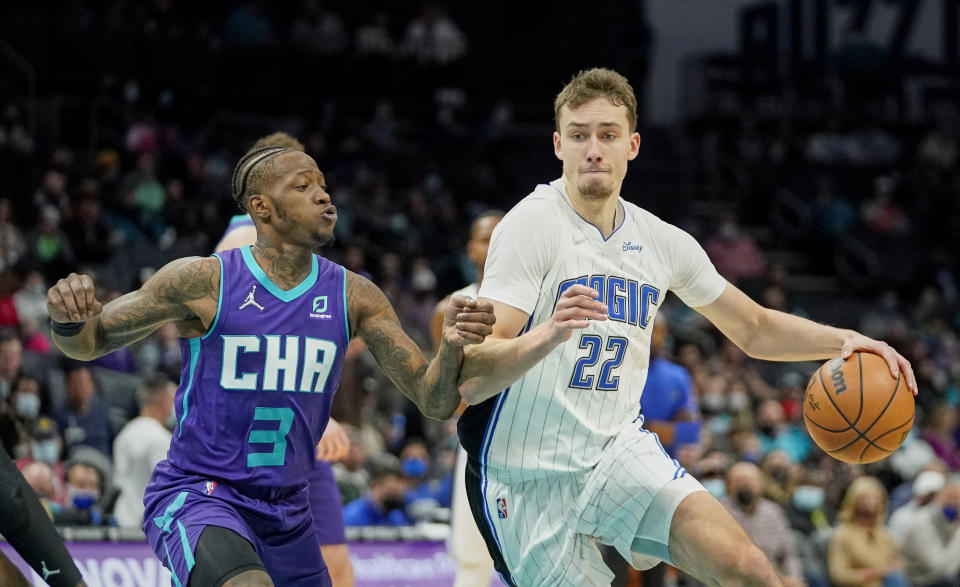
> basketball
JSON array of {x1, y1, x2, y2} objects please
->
[{"x1": 802, "y1": 352, "x2": 915, "y2": 464}]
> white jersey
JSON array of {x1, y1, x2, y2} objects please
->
[{"x1": 460, "y1": 178, "x2": 726, "y2": 474}]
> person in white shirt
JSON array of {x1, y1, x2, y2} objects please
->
[
  {"x1": 456, "y1": 67, "x2": 917, "y2": 586},
  {"x1": 111, "y1": 373, "x2": 175, "y2": 527},
  {"x1": 888, "y1": 469, "x2": 945, "y2": 547}
]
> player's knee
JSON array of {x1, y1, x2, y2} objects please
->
[{"x1": 221, "y1": 570, "x2": 273, "y2": 587}]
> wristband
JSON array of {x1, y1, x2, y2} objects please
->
[{"x1": 51, "y1": 319, "x2": 86, "y2": 337}]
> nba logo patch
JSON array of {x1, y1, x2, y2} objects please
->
[
  {"x1": 202, "y1": 481, "x2": 217, "y2": 495},
  {"x1": 496, "y1": 497, "x2": 507, "y2": 519}
]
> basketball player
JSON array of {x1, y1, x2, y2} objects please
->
[
  {"x1": 457, "y1": 68, "x2": 917, "y2": 586},
  {"x1": 0, "y1": 445, "x2": 86, "y2": 587},
  {"x1": 429, "y1": 210, "x2": 503, "y2": 587},
  {"x1": 216, "y1": 131, "x2": 355, "y2": 587},
  {"x1": 46, "y1": 145, "x2": 495, "y2": 586}
]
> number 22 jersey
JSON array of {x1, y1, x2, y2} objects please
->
[
  {"x1": 165, "y1": 245, "x2": 348, "y2": 487},
  {"x1": 460, "y1": 179, "x2": 726, "y2": 474}
]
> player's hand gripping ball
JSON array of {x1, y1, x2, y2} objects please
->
[{"x1": 803, "y1": 352, "x2": 915, "y2": 464}]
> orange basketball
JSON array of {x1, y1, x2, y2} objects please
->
[{"x1": 802, "y1": 352, "x2": 915, "y2": 464}]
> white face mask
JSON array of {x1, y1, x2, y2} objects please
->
[
  {"x1": 32, "y1": 440, "x2": 59, "y2": 464},
  {"x1": 702, "y1": 478, "x2": 726, "y2": 499},
  {"x1": 15, "y1": 393, "x2": 40, "y2": 419}
]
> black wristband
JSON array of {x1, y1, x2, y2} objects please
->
[{"x1": 50, "y1": 319, "x2": 86, "y2": 337}]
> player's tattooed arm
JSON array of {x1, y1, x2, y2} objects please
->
[
  {"x1": 346, "y1": 272, "x2": 494, "y2": 420},
  {"x1": 47, "y1": 257, "x2": 219, "y2": 360}
]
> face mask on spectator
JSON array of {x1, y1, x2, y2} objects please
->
[
  {"x1": 402, "y1": 457, "x2": 428, "y2": 478},
  {"x1": 702, "y1": 478, "x2": 726, "y2": 499},
  {"x1": 728, "y1": 391, "x2": 750, "y2": 411},
  {"x1": 382, "y1": 495, "x2": 406, "y2": 512},
  {"x1": 943, "y1": 504, "x2": 959, "y2": 522},
  {"x1": 15, "y1": 393, "x2": 40, "y2": 420},
  {"x1": 166, "y1": 410, "x2": 177, "y2": 431},
  {"x1": 769, "y1": 466, "x2": 789, "y2": 483},
  {"x1": 792, "y1": 485, "x2": 824, "y2": 512},
  {"x1": 735, "y1": 488, "x2": 756, "y2": 507},
  {"x1": 32, "y1": 440, "x2": 59, "y2": 464},
  {"x1": 66, "y1": 484, "x2": 99, "y2": 511}
]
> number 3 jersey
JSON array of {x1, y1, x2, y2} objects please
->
[
  {"x1": 460, "y1": 178, "x2": 727, "y2": 474},
  {"x1": 165, "y1": 245, "x2": 348, "y2": 487}
]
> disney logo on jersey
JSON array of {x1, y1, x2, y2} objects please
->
[
  {"x1": 309, "y1": 295, "x2": 333, "y2": 319},
  {"x1": 558, "y1": 274, "x2": 661, "y2": 328},
  {"x1": 622, "y1": 241, "x2": 643, "y2": 253}
]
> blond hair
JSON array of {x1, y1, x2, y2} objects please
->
[
  {"x1": 837, "y1": 476, "x2": 888, "y2": 528},
  {"x1": 554, "y1": 68, "x2": 638, "y2": 131}
]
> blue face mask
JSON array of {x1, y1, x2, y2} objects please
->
[
  {"x1": 15, "y1": 393, "x2": 40, "y2": 420},
  {"x1": 401, "y1": 457, "x2": 428, "y2": 478},
  {"x1": 943, "y1": 504, "x2": 959, "y2": 522},
  {"x1": 32, "y1": 440, "x2": 59, "y2": 464},
  {"x1": 67, "y1": 485, "x2": 99, "y2": 511},
  {"x1": 702, "y1": 478, "x2": 726, "y2": 499},
  {"x1": 792, "y1": 485, "x2": 825, "y2": 512},
  {"x1": 165, "y1": 410, "x2": 177, "y2": 431}
]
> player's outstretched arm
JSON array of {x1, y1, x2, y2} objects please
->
[
  {"x1": 695, "y1": 282, "x2": 917, "y2": 394},
  {"x1": 459, "y1": 284, "x2": 609, "y2": 405},
  {"x1": 347, "y1": 272, "x2": 495, "y2": 420},
  {"x1": 47, "y1": 257, "x2": 219, "y2": 360}
]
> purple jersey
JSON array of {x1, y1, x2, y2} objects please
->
[{"x1": 165, "y1": 245, "x2": 348, "y2": 487}]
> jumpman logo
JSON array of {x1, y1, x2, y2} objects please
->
[
  {"x1": 41, "y1": 561, "x2": 60, "y2": 581},
  {"x1": 239, "y1": 285, "x2": 265, "y2": 311}
]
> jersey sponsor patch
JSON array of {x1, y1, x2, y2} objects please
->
[{"x1": 496, "y1": 497, "x2": 508, "y2": 519}]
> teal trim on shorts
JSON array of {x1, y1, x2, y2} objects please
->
[
  {"x1": 164, "y1": 541, "x2": 182, "y2": 587},
  {"x1": 177, "y1": 520, "x2": 195, "y2": 572},
  {"x1": 240, "y1": 245, "x2": 319, "y2": 302}
]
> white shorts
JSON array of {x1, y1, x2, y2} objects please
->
[{"x1": 469, "y1": 422, "x2": 704, "y2": 586}]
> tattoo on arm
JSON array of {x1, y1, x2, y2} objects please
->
[
  {"x1": 347, "y1": 272, "x2": 461, "y2": 419},
  {"x1": 93, "y1": 257, "x2": 218, "y2": 354}
]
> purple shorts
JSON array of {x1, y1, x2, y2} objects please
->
[
  {"x1": 143, "y1": 460, "x2": 330, "y2": 587},
  {"x1": 309, "y1": 461, "x2": 347, "y2": 545}
]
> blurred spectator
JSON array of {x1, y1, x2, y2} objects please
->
[
  {"x1": 55, "y1": 363, "x2": 115, "y2": 458},
  {"x1": 862, "y1": 175, "x2": 909, "y2": 237},
  {"x1": 888, "y1": 470, "x2": 945, "y2": 547},
  {"x1": 400, "y1": 4, "x2": 466, "y2": 65},
  {"x1": 20, "y1": 460, "x2": 60, "y2": 513},
  {"x1": 761, "y1": 450, "x2": 797, "y2": 508},
  {"x1": 641, "y1": 316, "x2": 700, "y2": 455},
  {"x1": 899, "y1": 476, "x2": 960, "y2": 586},
  {"x1": 828, "y1": 476, "x2": 907, "y2": 587},
  {"x1": 704, "y1": 215, "x2": 766, "y2": 289},
  {"x1": 355, "y1": 12, "x2": 394, "y2": 56},
  {"x1": 755, "y1": 399, "x2": 811, "y2": 464},
  {"x1": 112, "y1": 373, "x2": 175, "y2": 528},
  {"x1": 290, "y1": 0, "x2": 346, "y2": 55},
  {"x1": 342, "y1": 461, "x2": 411, "y2": 526},
  {"x1": 333, "y1": 424, "x2": 369, "y2": 505},
  {"x1": 0, "y1": 198, "x2": 26, "y2": 272},
  {"x1": 29, "y1": 205, "x2": 74, "y2": 281},
  {"x1": 0, "y1": 374, "x2": 44, "y2": 459},
  {"x1": 13, "y1": 270, "x2": 51, "y2": 352},
  {"x1": 923, "y1": 403, "x2": 960, "y2": 471},
  {"x1": 0, "y1": 328, "x2": 22, "y2": 398},
  {"x1": 135, "y1": 322, "x2": 182, "y2": 380},
  {"x1": 401, "y1": 438, "x2": 451, "y2": 522},
  {"x1": 58, "y1": 456, "x2": 108, "y2": 526},
  {"x1": 62, "y1": 189, "x2": 115, "y2": 265},
  {"x1": 722, "y1": 461, "x2": 805, "y2": 586}
]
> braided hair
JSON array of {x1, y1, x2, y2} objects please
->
[{"x1": 230, "y1": 146, "x2": 292, "y2": 212}]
